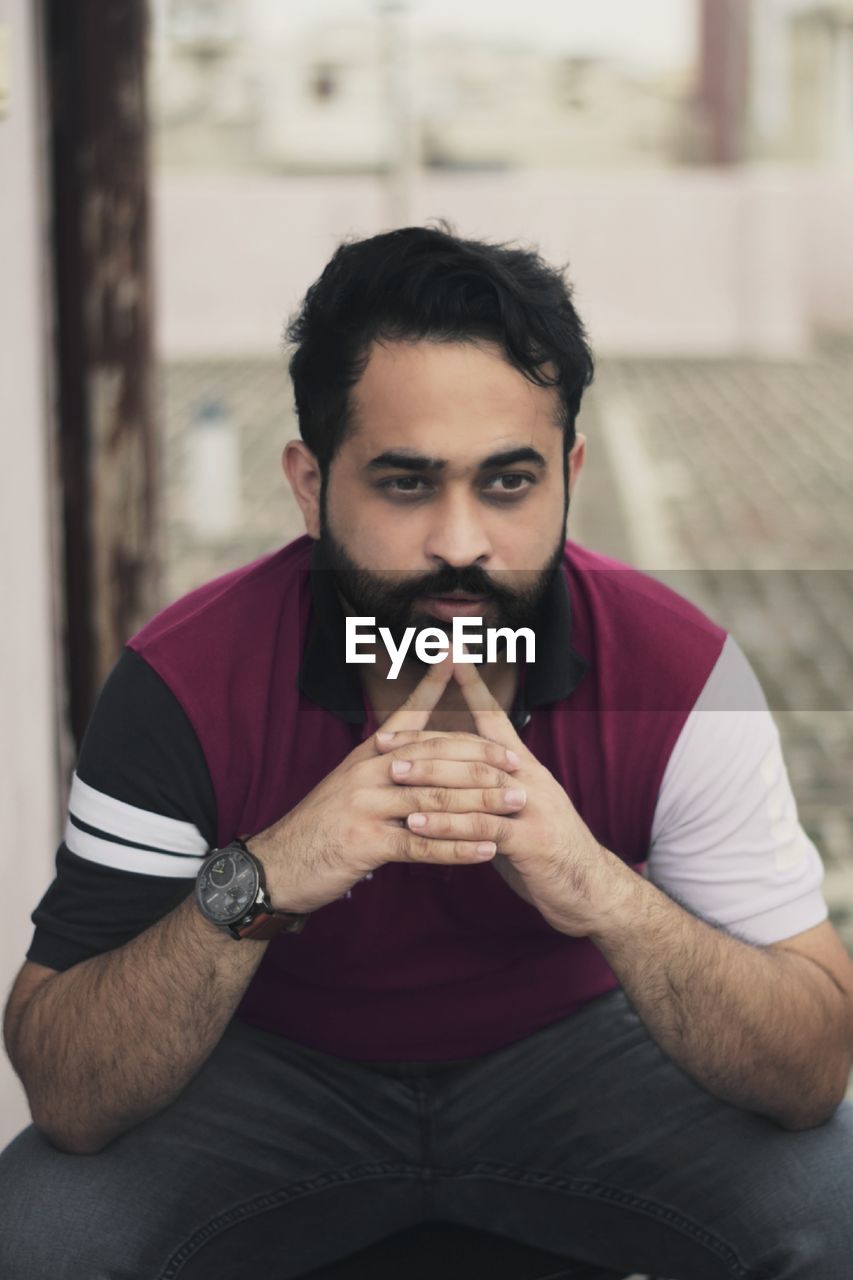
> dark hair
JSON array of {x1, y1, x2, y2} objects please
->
[{"x1": 285, "y1": 223, "x2": 594, "y2": 475}]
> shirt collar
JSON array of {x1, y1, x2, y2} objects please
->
[{"x1": 297, "y1": 538, "x2": 588, "y2": 729}]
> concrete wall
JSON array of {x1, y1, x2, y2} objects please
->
[
  {"x1": 154, "y1": 165, "x2": 853, "y2": 362},
  {"x1": 798, "y1": 171, "x2": 853, "y2": 330},
  {"x1": 0, "y1": 0, "x2": 60, "y2": 1147}
]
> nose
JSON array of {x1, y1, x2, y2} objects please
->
[{"x1": 422, "y1": 491, "x2": 493, "y2": 569}]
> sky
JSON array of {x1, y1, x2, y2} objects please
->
[{"x1": 251, "y1": 0, "x2": 699, "y2": 71}]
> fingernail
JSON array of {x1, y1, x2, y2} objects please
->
[
  {"x1": 391, "y1": 759, "x2": 412, "y2": 775},
  {"x1": 475, "y1": 842, "x2": 496, "y2": 857},
  {"x1": 505, "y1": 749, "x2": 521, "y2": 767},
  {"x1": 504, "y1": 788, "x2": 526, "y2": 806},
  {"x1": 377, "y1": 731, "x2": 395, "y2": 743},
  {"x1": 408, "y1": 813, "x2": 427, "y2": 827}
]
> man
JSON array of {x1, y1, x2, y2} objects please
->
[{"x1": 1, "y1": 225, "x2": 852, "y2": 1279}]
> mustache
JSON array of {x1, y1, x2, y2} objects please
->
[
  {"x1": 406, "y1": 569, "x2": 498, "y2": 601},
  {"x1": 335, "y1": 566, "x2": 513, "y2": 609}
]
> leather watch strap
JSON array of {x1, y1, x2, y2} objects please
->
[
  {"x1": 230, "y1": 837, "x2": 309, "y2": 939},
  {"x1": 235, "y1": 908, "x2": 308, "y2": 940}
]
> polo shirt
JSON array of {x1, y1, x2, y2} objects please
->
[{"x1": 26, "y1": 534, "x2": 828, "y2": 1061}]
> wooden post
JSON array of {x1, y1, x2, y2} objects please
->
[
  {"x1": 44, "y1": 0, "x2": 158, "y2": 747},
  {"x1": 698, "y1": 0, "x2": 751, "y2": 165}
]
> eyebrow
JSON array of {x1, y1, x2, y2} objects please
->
[{"x1": 364, "y1": 445, "x2": 548, "y2": 473}]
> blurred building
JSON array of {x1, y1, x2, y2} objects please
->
[
  {"x1": 255, "y1": 22, "x2": 389, "y2": 173},
  {"x1": 419, "y1": 40, "x2": 688, "y2": 171},
  {"x1": 750, "y1": 0, "x2": 853, "y2": 165},
  {"x1": 150, "y1": 6, "x2": 691, "y2": 173},
  {"x1": 150, "y1": 0, "x2": 258, "y2": 168},
  {"x1": 148, "y1": 0, "x2": 853, "y2": 359}
]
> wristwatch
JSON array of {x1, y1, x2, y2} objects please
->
[{"x1": 194, "y1": 839, "x2": 310, "y2": 940}]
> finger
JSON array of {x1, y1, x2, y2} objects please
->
[
  {"x1": 384, "y1": 828, "x2": 498, "y2": 865},
  {"x1": 377, "y1": 732, "x2": 521, "y2": 770},
  {"x1": 376, "y1": 652, "x2": 454, "y2": 737},
  {"x1": 387, "y1": 756, "x2": 518, "y2": 790},
  {"x1": 451, "y1": 654, "x2": 526, "y2": 753},
  {"x1": 380, "y1": 783, "x2": 527, "y2": 818},
  {"x1": 403, "y1": 810, "x2": 515, "y2": 845}
]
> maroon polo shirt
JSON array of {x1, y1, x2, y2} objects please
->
[{"x1": 117, "y1": 533, "x2": 726, "y2": 1060}]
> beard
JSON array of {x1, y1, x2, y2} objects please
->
[{"x1": 317, "y1": 486, "x2": 568, "y2": 671}]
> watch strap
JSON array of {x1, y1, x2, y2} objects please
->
[
  {"x1": 230, "y1": 838, "x2": 310, "y2": 939},
  {"x1": 234, "y1": 907, "x2": 309, "y2": 939}
]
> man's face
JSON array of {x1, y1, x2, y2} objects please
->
[{"x1": 318, "y1": 338, "x2": 576, "y2": 665}]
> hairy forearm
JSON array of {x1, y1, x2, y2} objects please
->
[
  {"x1": 586, "y1": 861, "x2": 853, "y2": 1129},
  {"x1": 7, "y1": 893, "x2": 268, "y2": 1154}
]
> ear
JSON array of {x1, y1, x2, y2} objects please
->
[
  {"x1": 282, "y1": 441, "x2": 322, "y2": 539},
  {"x1": 568, "y1": 433, "x2": 586, "y2": 500}
]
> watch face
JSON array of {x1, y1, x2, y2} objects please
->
[{"x1": 196, "y1": 847, "x2": 259, "y2": 924}]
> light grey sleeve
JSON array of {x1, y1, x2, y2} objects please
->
[{"x1": 647, "y1": 634, "x2": 828, "y2": 945}]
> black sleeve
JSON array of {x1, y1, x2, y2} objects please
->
[{"x1": 26, "y1": 647, "x2": 218, "y2": 972}]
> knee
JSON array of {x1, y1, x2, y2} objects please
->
[
  {"x1": 0, "y1": 1124, "x2": 149, "y2": 1280},
  {"x1": 740, "y1": 1104, "x2": 853, "y2": 1277}
]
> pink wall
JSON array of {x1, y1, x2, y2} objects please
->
[{"x1": 154, "y1": 166, "x2": 853, "y2": 361}]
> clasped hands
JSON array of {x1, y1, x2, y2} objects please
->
[{"x1": 373, "y1": 650, "x2": 620, "y2": 938}]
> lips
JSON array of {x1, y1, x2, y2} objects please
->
[{"x1": 420, "y1": 595, "x2": 489, "y2": 618}]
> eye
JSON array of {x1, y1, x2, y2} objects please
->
[
  {"x1": 483, "y1": 473, "x2": 536, "y2": 497},
  {"x1": 378, "y1": 476, "x2": 432, "y2": 496},
  {"x1": 376, "y1": 473, "x2": 536, "y2": 500}
]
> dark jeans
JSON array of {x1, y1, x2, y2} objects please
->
[{"x1": 0, "y1": 986, "x2": 850, "y2": 1279}]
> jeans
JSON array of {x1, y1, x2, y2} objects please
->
[{"x1": 0, "y1": 986, "x2": 850, "y2": 1279}]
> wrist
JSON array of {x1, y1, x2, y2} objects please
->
[
  {"x1": 243, "y1": 825, "x2": 289, "y2": 908},
  {"x1": 584, "y1": 848, "x2": 646, "y2": 945},
  {"x1": 194, "y1": 837, "x2": 309, "y2": 939}
]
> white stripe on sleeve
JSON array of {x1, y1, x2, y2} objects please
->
[
  {"x1": 64, "y1": 818, "x2": 206, "y2": 878},
  {"x1": 68, "y1": 773, "x2": 208, "y2": 855}
]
